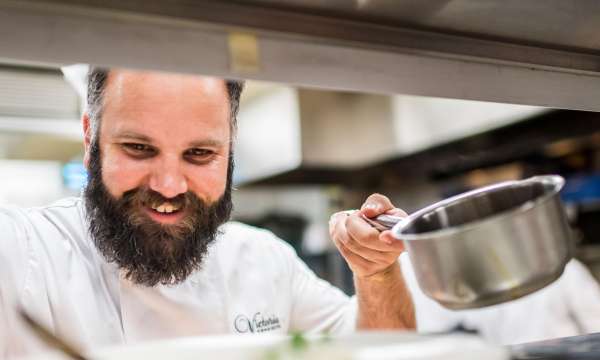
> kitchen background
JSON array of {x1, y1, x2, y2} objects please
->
[{"x1": 1, "y1": 63, "x2": 600, "y2": 295}]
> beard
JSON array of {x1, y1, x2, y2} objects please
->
[{"x1": 83, "y1": 139, "x2": 233, "y2": 286}]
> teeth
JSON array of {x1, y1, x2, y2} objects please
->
[{"x1": 152, "y1": 202, "x2": 180, "y2": 213}]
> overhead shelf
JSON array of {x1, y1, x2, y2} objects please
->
[
  {"x1": 0, "y1": 0, "x2": 599, "y2": 110},
  {"x1": 243, "y1": 110, "x2": 600, "y2": 187}
]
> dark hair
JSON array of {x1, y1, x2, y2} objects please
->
[{"x1": 86, "y1": 67, "x2": 244, "y2": 138}]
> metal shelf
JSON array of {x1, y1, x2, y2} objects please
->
[
  {"x1": 1, "y1": 0, "x2": 599, "y2": 110},
  {"x1": 243, "y1": 110, "x2": 600, "y2": 187}
]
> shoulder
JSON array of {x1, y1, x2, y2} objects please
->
[
  {"x1": 564, "y1": 258, "x2": 591, "y2": 274},
  {"x1": 25, "y1": 197, "x2": 83, "y2": 216},
  {"x1": 0, "y1": 203, "x2": 23, "y2": 222},
  {"x1": 0, "y1": 197, "x2": 87, "y2": 250},
  {"x1": 0, "y1": 199, "x2": 82, "y2": 294},
  {"x1": 561, "y1": 258, "x2": 598, "y2": 287},
  {"x1": 218, "y1": 221, "x2": 296, "y2": 253},
  {"x1": 2, "y1": 197, "x2": 83, "y2": 221},
  {"x1": 0, "y1": 203, "x2": 29, "y2": 239},
  {"x1": 16, "y1": 197, "x2": 84, "y2": 233},
  {"x1": 212, "y1": 221, "x2": 299, "y2": 273}
]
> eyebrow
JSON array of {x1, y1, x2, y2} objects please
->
[
  {"x1": 188, "y1": 139, "x2": 227, "y2": 148},
  {"x1": 115, "y1": 131, "x2": 227, "y2": 148},
  {"x1": 115, "y1": 131, "x2": 152, "y2": 143}
]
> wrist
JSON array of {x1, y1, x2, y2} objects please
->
[{"x1": 355, "y1": 261, "x2": 401, "y2": 284}]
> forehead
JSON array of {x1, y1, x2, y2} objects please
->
[{"x1": 101, "y1": 70, "x2": 231, "y2": 143}]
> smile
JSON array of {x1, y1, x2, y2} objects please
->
[
  {"x1": 150, "y1": 201, "x2": 181, "y2": 214},
  {"x1": 145, "y1": 201, "x2": 185, "y2": 224}
]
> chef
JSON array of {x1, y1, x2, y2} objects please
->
[{"x1": 0, "y1": 67, "x2": 415, "y2": 357}]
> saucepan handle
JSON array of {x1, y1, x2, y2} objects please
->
[{"x1": 362, "y1": 214, "x2": 405, "y2": 232}]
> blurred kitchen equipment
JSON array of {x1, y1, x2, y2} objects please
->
[
  {"x1": 18, "y1": 307, "x2": 90, "y2": 360},
  {"x1": 369, "y1": 175, "x2": 572, "y2": 310}
]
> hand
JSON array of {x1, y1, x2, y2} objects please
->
[{"x1": 329, "y1": 194, "x2": 407, "y2": 279}]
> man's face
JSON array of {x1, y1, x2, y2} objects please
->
[
  {"x1": 83, "y1": 70, "x2": 233, "y2": 286},
  {"x1": 97, "y1": 70, "x2": 231, "y2": 205}
]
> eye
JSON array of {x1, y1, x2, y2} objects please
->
[
  {"x1": 121, "y1": 143, "x2": 156, "y2": 158},
  {"x1": 186, "y1": 148, "x2": 212, "y2": 156},
  {"x1": 184, "y1": 148, "x2": 215, "y2": 164}
]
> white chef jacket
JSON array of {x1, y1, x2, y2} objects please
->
[
  {"x1": 400, "y1": 255, "x2": 600, "y2": 345},
  {"x1": 0, "y1": 197, "x2": 357, "y2": 358}
]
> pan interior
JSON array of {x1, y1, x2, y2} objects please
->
[{"x1": 402, "y1": 181, "x2": 550, "y2": 235}]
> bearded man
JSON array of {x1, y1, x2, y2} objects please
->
[{"x1": 0, "y1": 68, "x2": 414, "y2": 357}]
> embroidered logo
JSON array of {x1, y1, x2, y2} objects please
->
[{"x1": 234, "y1": 312, "x2": 282, "y2": 333}]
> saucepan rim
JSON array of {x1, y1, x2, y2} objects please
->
[{"x1": 391, "y1": 174, "x2": 565, "y2": 241}]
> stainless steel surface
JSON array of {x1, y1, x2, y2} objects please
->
[
  {"x1": 18, "y1": 307, "x2": 89, "y2": 360},
  {"x1": 363, "y1": 213, "x2": 405, "y2": 232},
  {"x1": 372, "y1": 175, "x2": 573, "y2": 309},
  {"x1": 242, "y1": 0, "x2": 600, "y2": 52},
  {"x1": 1, "y1": 0, "x2": 600, "y2": 111}
]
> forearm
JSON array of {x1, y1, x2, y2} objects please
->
[{"x1": 355, "y1": 261, "x2": 416, "y2": 330}]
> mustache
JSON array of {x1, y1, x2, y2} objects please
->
[
  {"x1": 120, "y1": 186, "x2": 205, "y2": 240},
  {"x1": 122, "y1": 186, "x2": 191, "y2": 211}
]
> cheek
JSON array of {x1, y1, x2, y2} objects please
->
[
  {"x1": 187, "y1": 158, "x2": 229, "y2": 201},
  {"x1": 100, "y1": 151, "x2": 149, "y2": 198}
]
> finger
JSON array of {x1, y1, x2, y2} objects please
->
[
  {"x1": 346, "y1": 213, "x2": 404, "y2": 252},
  {"x1": 330, "y1": 211, "x2": 368, "y2": 254},
  {"x1": 385, "y1": 208, "x2": 408, "y2": 217},
  {"x1": 381, "y1": 230, "x2": 406, "y2": 252},
  {"x1": 360, "y1": 193, "x2": 394, "y2": 217},
  {"x1": 338, "y1": 230, "x2": 396, "y2": 264},
  {"x1": 328, "y1": 210, "x2": 353, "y2": 237},
  {"x1": 330, "y1": 213, "x2": 353, "y2": 247},
  {"x1": 330, "y1": 213, "x2": 394, "y2": 264},
  {"x1": 334, "y1": 237, "x2": 376, "y2": 273}
]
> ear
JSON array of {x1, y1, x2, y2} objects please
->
[{"x1": 82, "y1": 112, "x2": 92, "y2": 169}]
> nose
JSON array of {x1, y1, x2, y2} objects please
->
[{"x1": 148, "y1": 154, "x2": 188, "y2": 199}]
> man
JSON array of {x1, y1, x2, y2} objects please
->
[{"x1": 0, "y1": 68, "x2": 414, "y2": 357}]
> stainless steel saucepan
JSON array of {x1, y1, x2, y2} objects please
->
[{"x1": 367, "y1": 175, "x2": 573, "y2": 310}]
